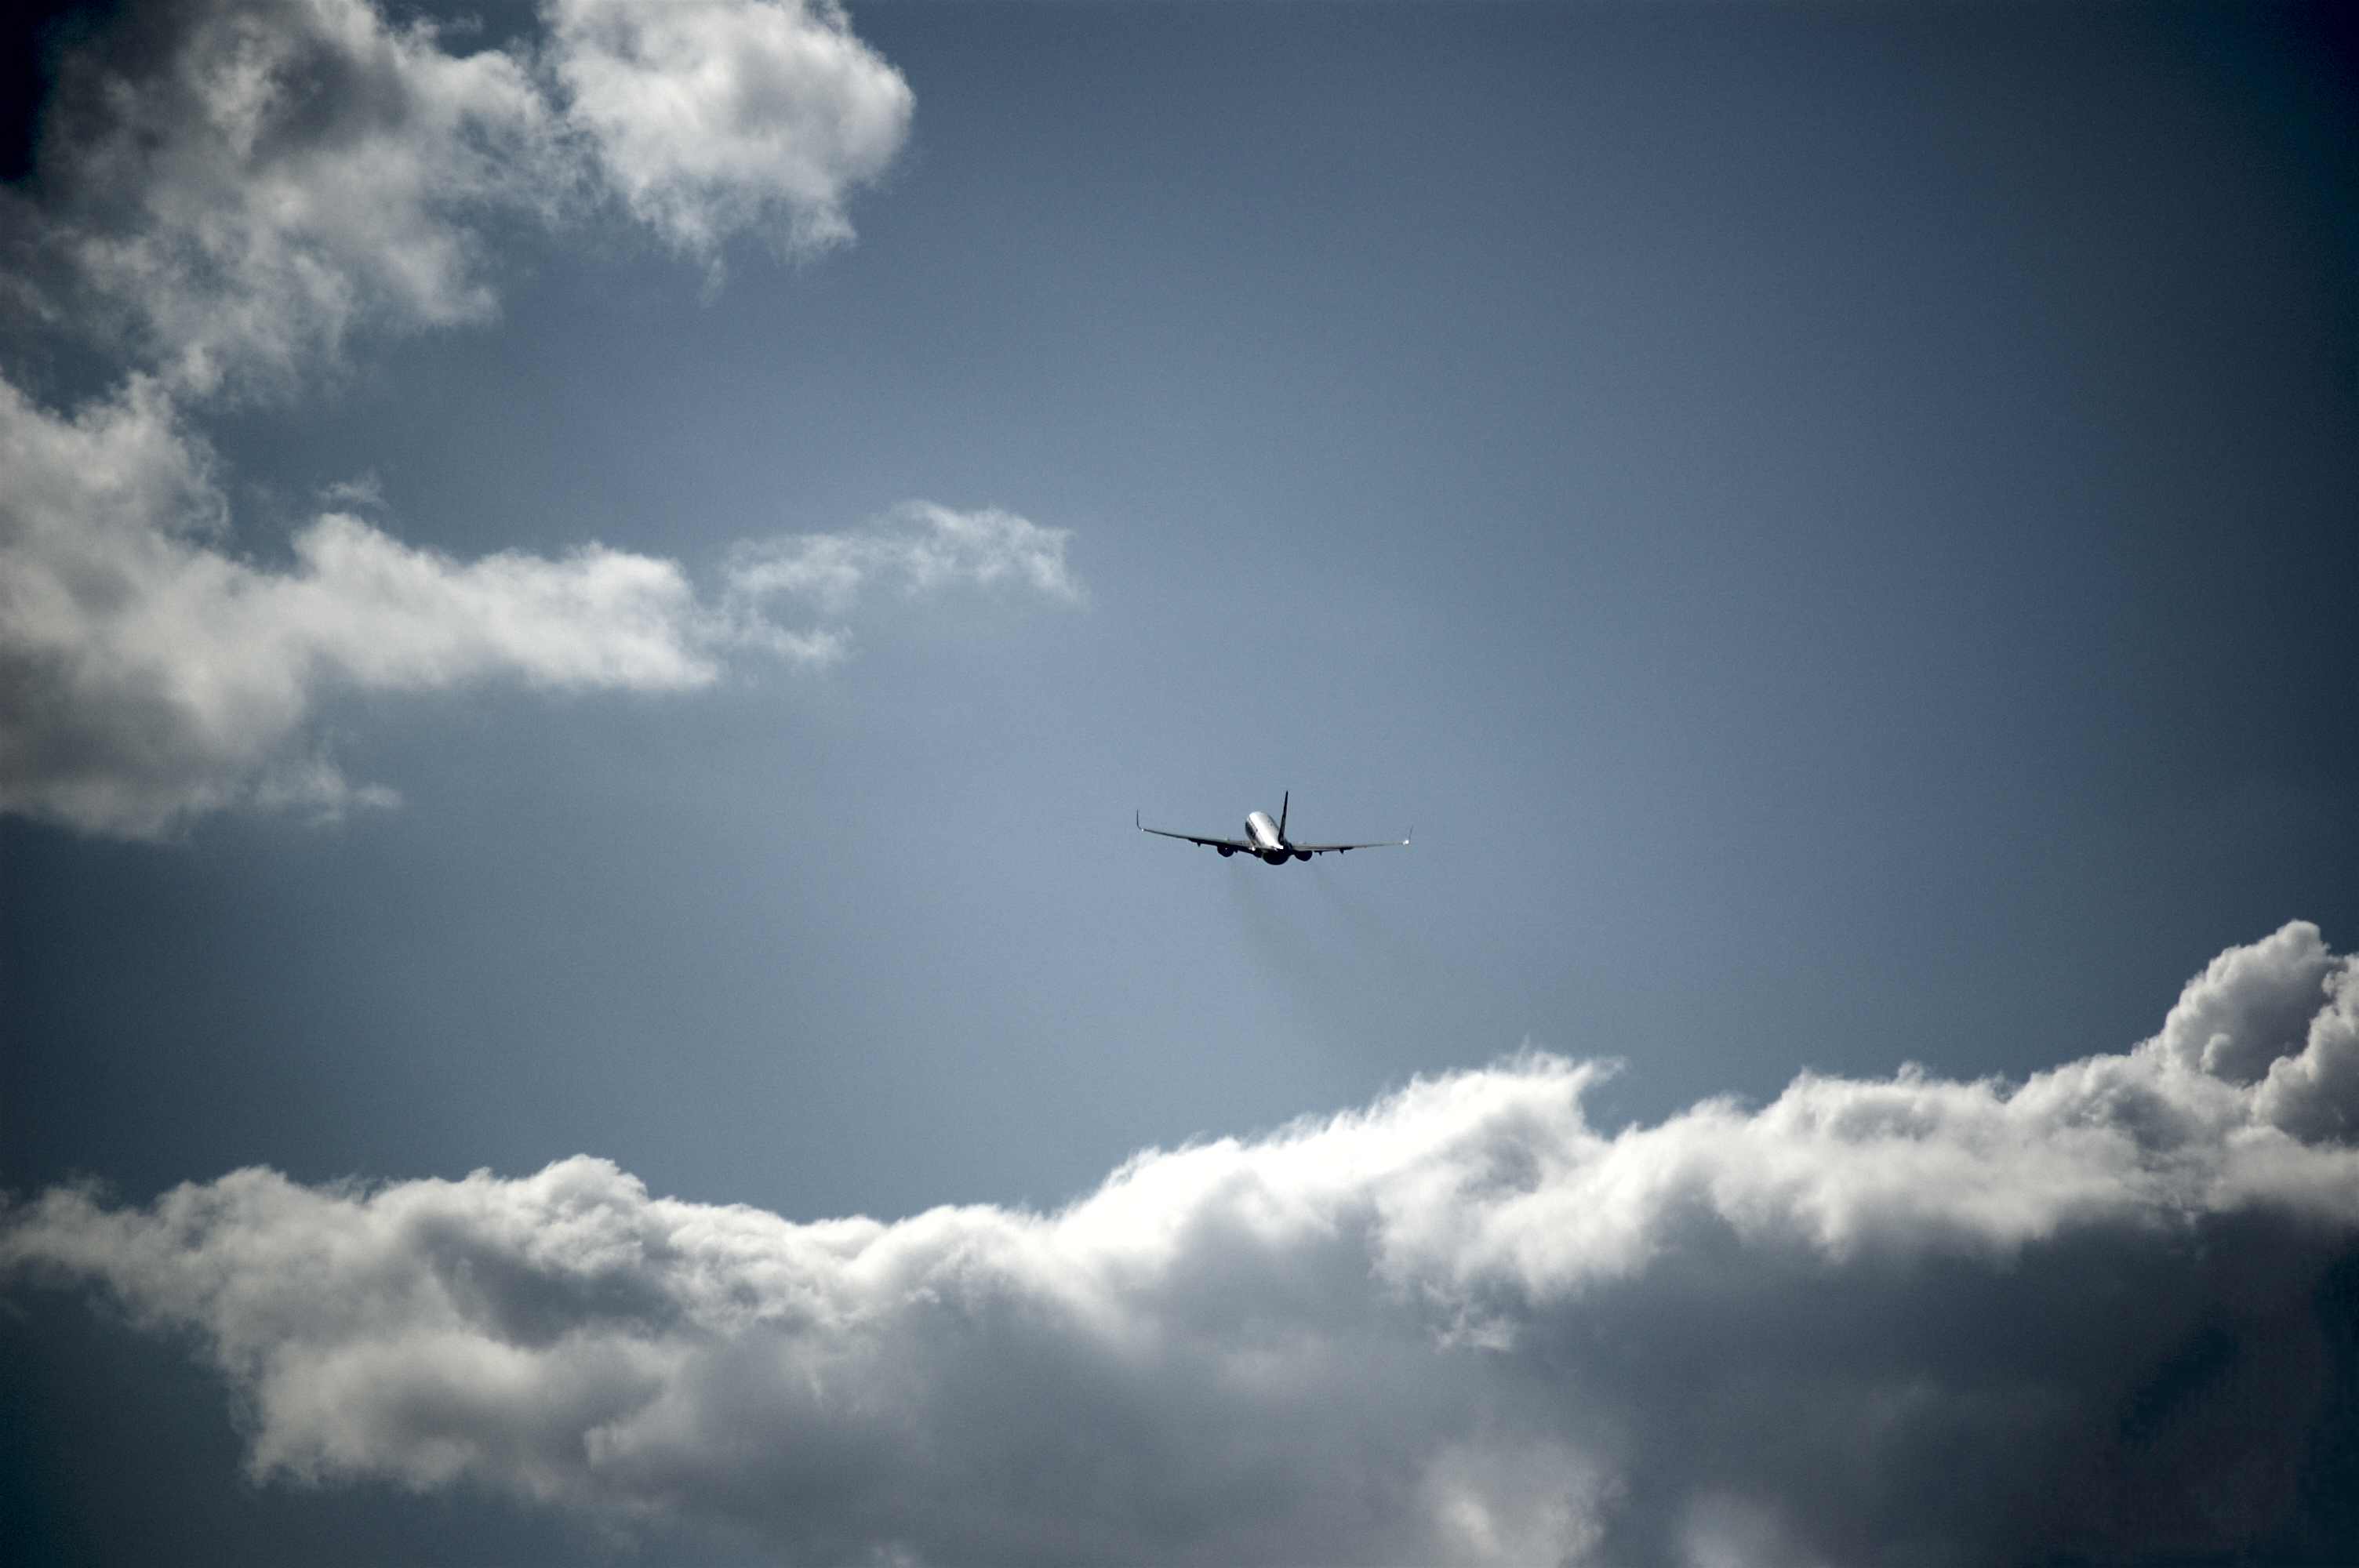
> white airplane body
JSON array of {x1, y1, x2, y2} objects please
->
[{"x1": 1136, "y1": 793, "x2": 1410, "y2": 865}]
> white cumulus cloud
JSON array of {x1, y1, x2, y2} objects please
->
[
  {"x1": 548, "y1": 0, "x2": 914, "y2": 256},
  {"x1": 0, "y1": 374, "x2": 718, "y2": 836},
  {"x1": 9, "y1": 923, "x2": 2357, "y2": 1565}
]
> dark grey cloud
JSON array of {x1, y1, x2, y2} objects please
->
[{"x1": 9, "y1": 922, "x2": 2357, "y2": 1565}]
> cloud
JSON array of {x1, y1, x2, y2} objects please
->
[
  {"x1": 725, "y1": 501, "x2": 1084, "y2": 619},
  {"x1": 9, "y1": 924, "x2": 2358, "y2": 1565},
  {"x1": 5, "y1": 0, "x2": 561, "y2": 397},
  {"x1": 0, "y1": 372, "x2": 1074, "y2": 836},
  {"x1": 2, "y1": 0, "x2": 912, "y2": 395},
  {"x1": 547, "y1": 0, "x2": 914, "y2": 256},
  {"x1": 0, "y1": 374, "x2": 720, "y2": 836},
  {"x1": 0, "y1": 0, "x2": 1065, "y2": 838}
]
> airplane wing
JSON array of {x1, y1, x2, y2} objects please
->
[
  {"x1": 1136, "y1": 812, "x2": 1252, "y2": 851},
  {"x1": 1287, "y1": 832, "x2": 1412, "y2": 855}
]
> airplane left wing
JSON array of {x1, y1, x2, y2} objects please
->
[{"x1": 1136, "y1": 811, "x2": 1252, "y2": 851}]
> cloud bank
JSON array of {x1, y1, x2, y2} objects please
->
[{"x1": 9, "y1": 923, "x2": 2358, "y2": 1565}]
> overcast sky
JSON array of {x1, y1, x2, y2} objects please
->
[{"x1": 2, "y1": 2, "x2": 2356, "y2": 1564}]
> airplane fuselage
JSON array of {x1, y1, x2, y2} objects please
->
[{"x1": 1245, "y1": 810, "x2": 1303, "y2": 863}]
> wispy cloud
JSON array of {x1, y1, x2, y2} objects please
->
[
  {"x1": 725, "y1": 502, "x2": 1084, "y2": 619},
  {"x1": 10, "y1": 923, "x2": 2357, "y2": 1564}
]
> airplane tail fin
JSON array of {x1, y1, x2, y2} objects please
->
[{"x1": 1279, "y1": 791, "x2": 1289, "y2": 841}]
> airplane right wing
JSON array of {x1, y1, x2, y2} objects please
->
[{"x1": 1287, "y1": 831, "x2": 1412, "y2": 855}]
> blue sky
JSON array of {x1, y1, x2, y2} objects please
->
[{"x1": 3, "y1": 2, "x2": 2357, "y2": 1563}]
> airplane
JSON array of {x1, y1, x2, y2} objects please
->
[{"x1": 1136, "y1": 793, "x2": 1410, "y2": 865}]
